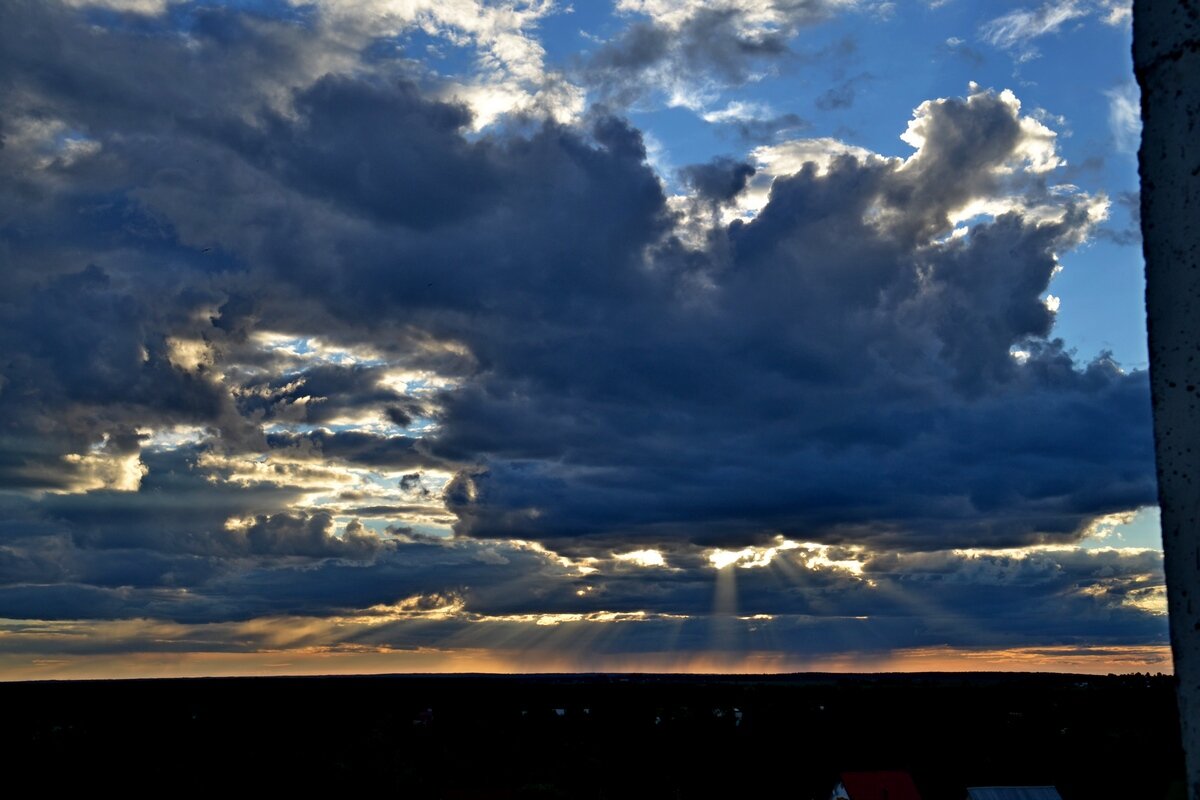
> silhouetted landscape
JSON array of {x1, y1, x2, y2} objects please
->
[{"x1": 4, "y1": 672, "x2": 1183, "y2": 798}]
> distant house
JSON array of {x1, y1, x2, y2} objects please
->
[
  {"x1": 965, "y1": 788, "x2": 1063, "y2": 800},
  {"x1": 830, "y1": 771, "x2": 923, "y2": 800}
]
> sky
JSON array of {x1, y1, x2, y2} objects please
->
[{"x1": 0, "y1": 0, "x2": 1169, "y2": 679}]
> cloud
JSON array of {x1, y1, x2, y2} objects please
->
[
  {"x1": 979, "y1": 1, "x2": 1128, "y2": 61},
  {"x1": 0, "y1": 3, "x2": 1161, "y2": 664},
  {"x1": 298, "y1": 0, "x2": 583, "y2": 126},
  {"x1": 1098, "y1": 0, "x2": 1131, "y2": 26},
  {"x1": 815, "y1": 72, "x2": 871, "y2": 110},
  {"x1": 233, "y1": 511, "x2": 382, "y2": 558},
  {"x1": 581, "y1": 0, "x2": 857, "y2": 109},
  {"x1": 700, "y1": 101, "x2": 809, "y2": 143},
  {"x1": 0, "y1": 537, "x2": 1167, "y2": 658},
  {"x1": 679, "y1": 157, "x2": 756, "y2": 204},
  {"x1": 62, "y1": 0, "x2": 173, "y2": 12},
  {"x1": 426, "y1": 86, "x2": 1145, "y2": 554},
  {"x1": 1106, "y1": 81, "x2": 1142, "y2": 154},
  {"x1": 980, "y1": 1, "x2": 1089, "y2": 60}
]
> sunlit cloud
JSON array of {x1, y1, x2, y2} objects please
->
[
  {"x1": 166, "y1": 337, "x2": 217, "y2": 374},
  {"x1": 708, "y1": 546, "x2": 774, "y2": 570},
  {"x1": 58, "y1": 449, "x2": 148, "y2": 494},
  {"x1": 614, "y1": 549, "x2": 669, "y2": 568}
]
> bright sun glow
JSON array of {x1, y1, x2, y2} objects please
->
[{"x1": 614, "y1": 549, "x2": 668, "y2": 567}]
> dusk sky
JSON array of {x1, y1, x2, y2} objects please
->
[{"x1": 0, "y1": 0, "x2": 1167, "y2": 679}]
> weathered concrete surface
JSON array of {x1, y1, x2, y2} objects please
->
[{"x1": 1135, "y1": 2, "x2": 1200, "y2": 796}]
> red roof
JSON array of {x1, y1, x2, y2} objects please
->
[{"x1": 840, "y1": 771, "x2": 923, "y2": 800}]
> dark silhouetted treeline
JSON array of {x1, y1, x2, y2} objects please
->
[{"x1": 1, "y1": 672, "x2": 1183, "y2": 798}]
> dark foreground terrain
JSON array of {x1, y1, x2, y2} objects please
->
[{"x1": 1, "y1": 672, "x2": 1183, "y2": 798}]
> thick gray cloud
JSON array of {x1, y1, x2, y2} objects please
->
[{"x1": 0, "y1": 2, "x2": 1162, "y2": 663}]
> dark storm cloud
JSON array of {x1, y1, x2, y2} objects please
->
[
  {"x1": 679, "y1": 157, "x2": 756, "y2": 204},
  {"x1": 262, "y1": 430, "x2": 441, "y2": 470},
  {"x1": 0, "y1": 263, "x2": 236, "y2": 491},
  {"x1": 257, "y1": 75, "x2": 493, "y2": 230},
  {"x1": 27, "y1": 447, "x2": 307, "y2": 554},
  {"x1": 0, "y1": 0, "x2": 330, "y2": 486},
  {"x1": 428, "y1": 90, "x2": 1151, "y2": 552},
  {"x1": 0, "y1": 1, "x2": 324, "y2": 131},
  {"x1": 237, "y1": 510, "x2": 381, "y2": 558},
  {"x1": 0, "y1": 2, "x2": 1161, "y2": 656},
  {"x1": 2, "y1": 4, "x2": 1152, "y2": 552}
]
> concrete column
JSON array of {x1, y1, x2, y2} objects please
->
[{"x1": 1134, "y1": 3, "x2": 1200, "y2": 796}]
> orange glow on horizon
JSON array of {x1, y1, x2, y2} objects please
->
[{"x1": 0, "y1": 643, "x2": 1173, "y2": 682}]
